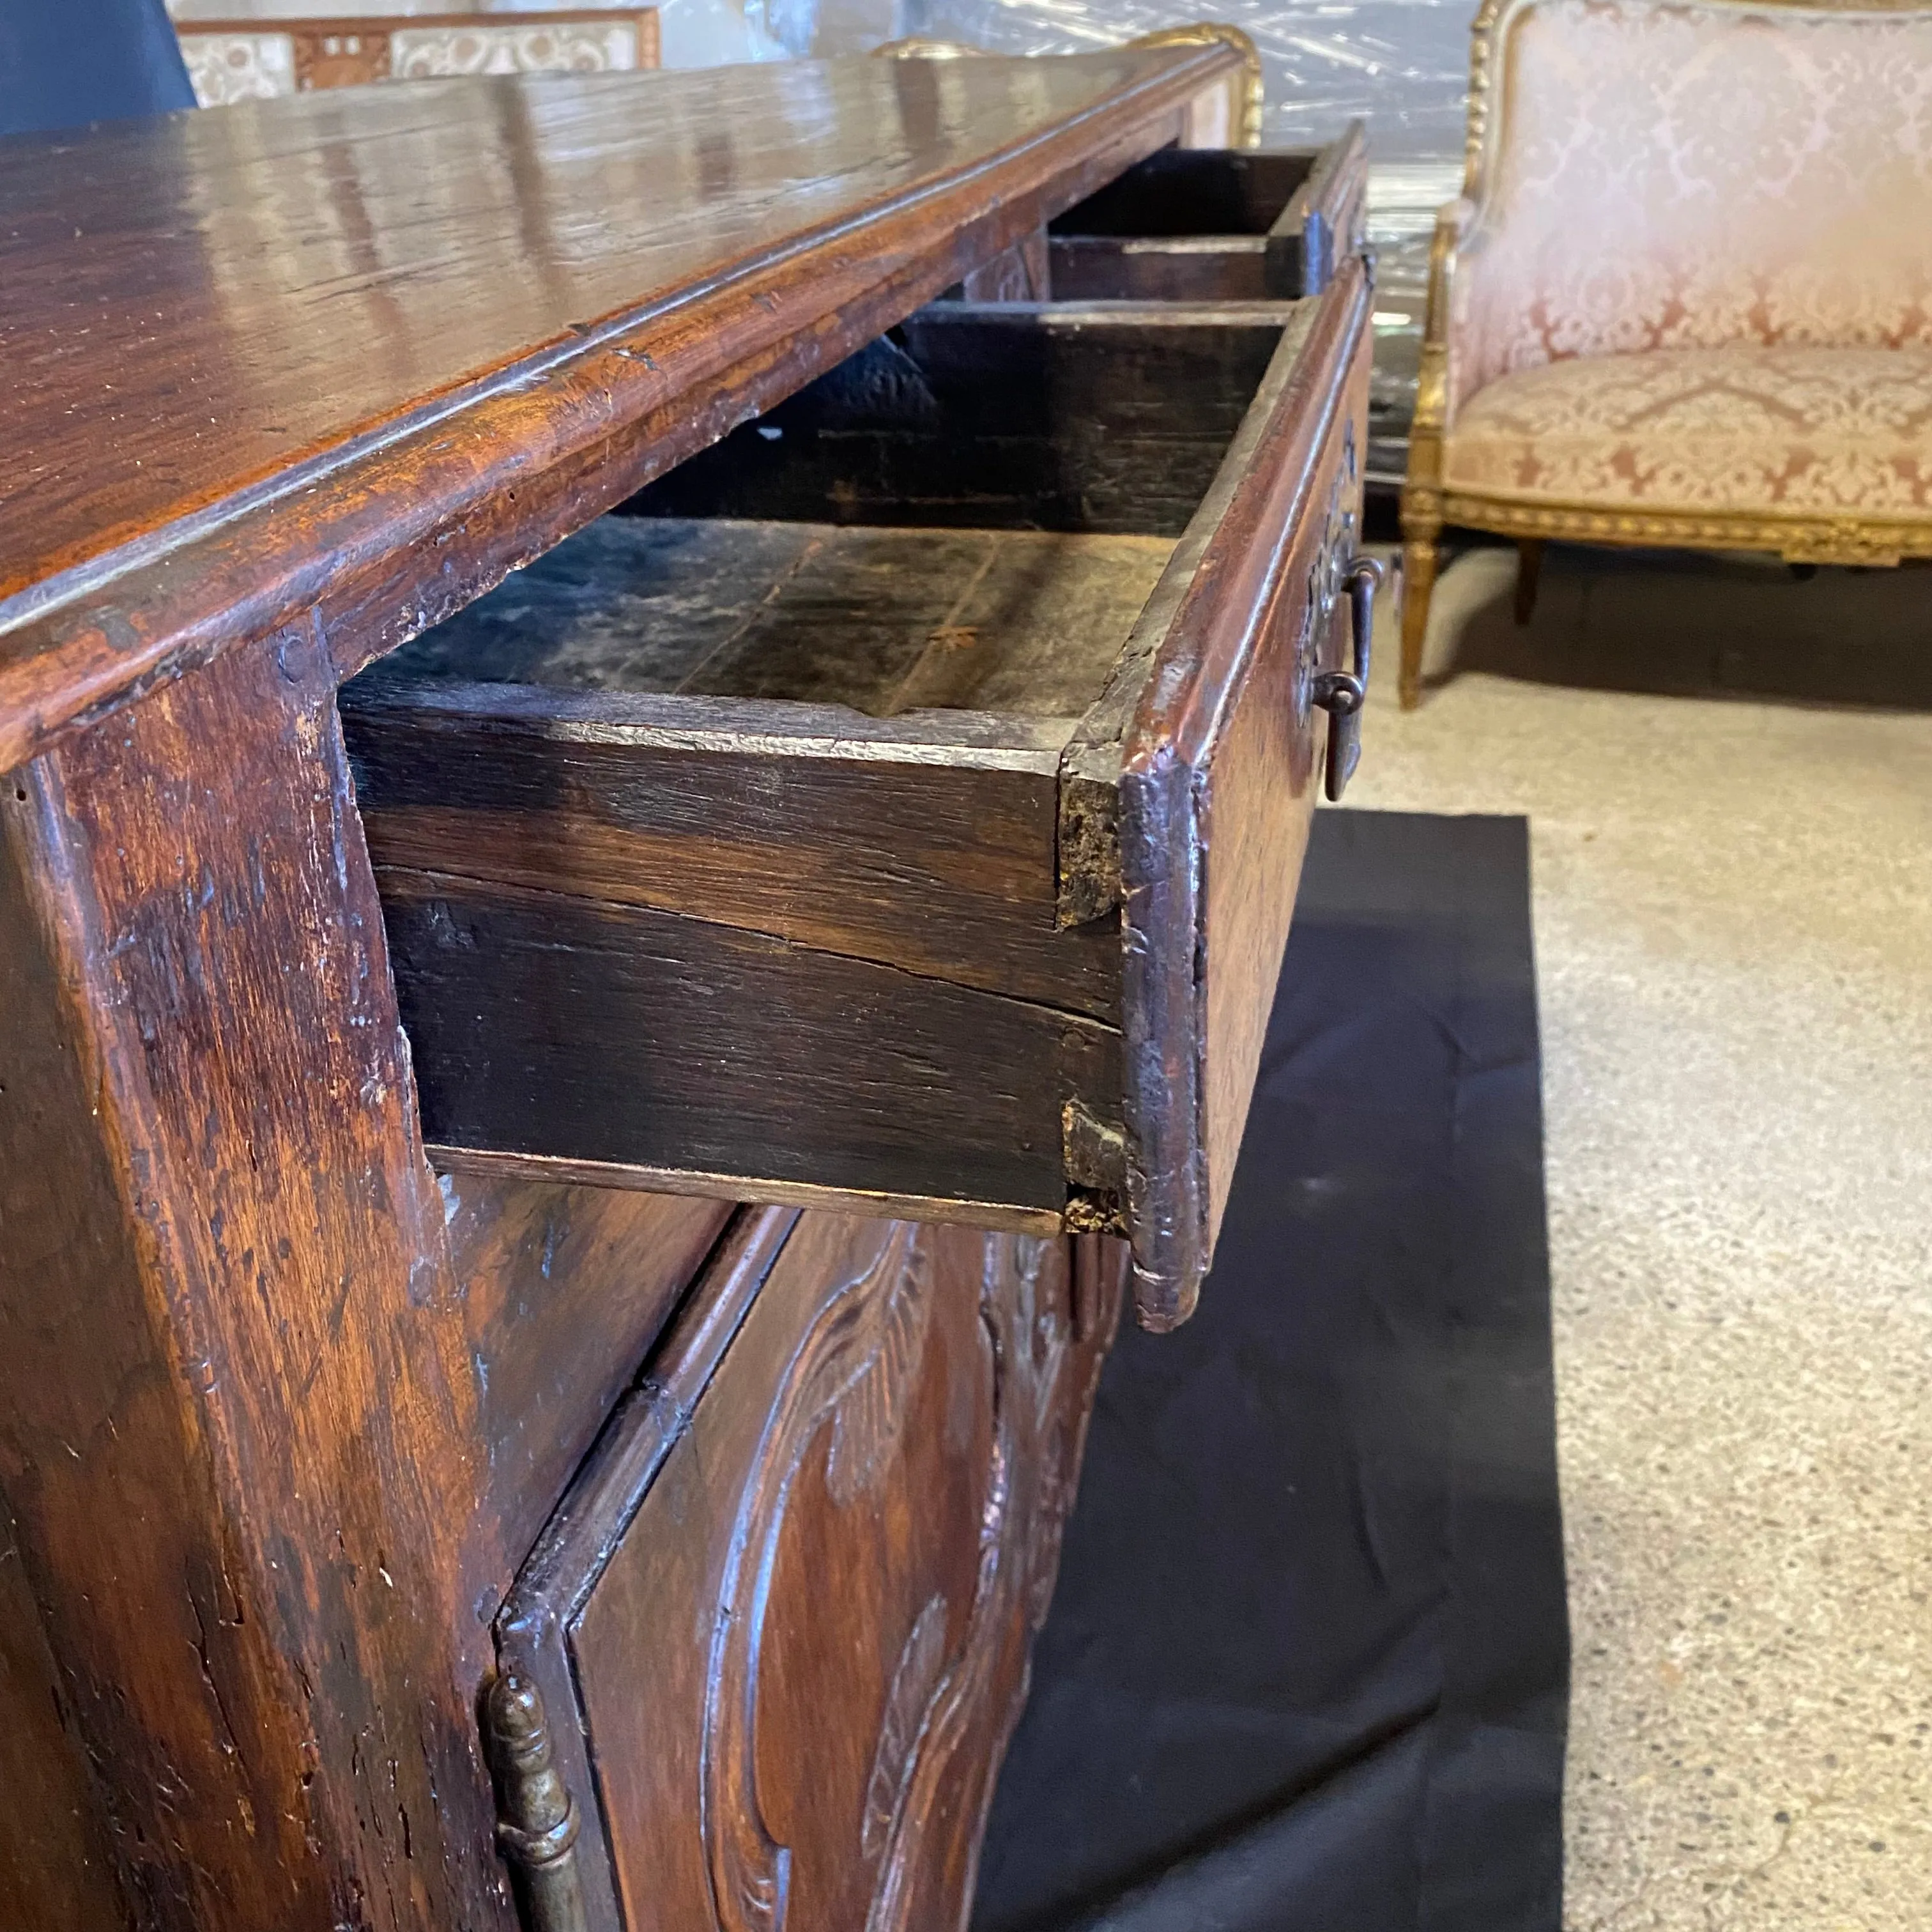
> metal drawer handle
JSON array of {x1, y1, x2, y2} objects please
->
[{"x1": 1313, "y1": 556, "x2": 1383, "y2": 801}]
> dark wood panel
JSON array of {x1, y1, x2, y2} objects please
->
[
  {"x1": 0, "y1": 45, "x2": 1242, "y2": 771},
  {"x1": 348, "y1": 688, "x2": 1115, "y2": 1020},
  {"x1": 0, "y1": 636, "x2": 515, "y2": 1932},
  {"x1": 623, "y1": 305, "x2": 1295, "y2": 536},
  {"x1": 445, "y1": 1174, "x2": 731, "y2": 1566},
  {"x1": 344, "y1": 514, "x2": 1169, "y2": 1016},
  {"x1": 1107, "y1": 256, "x2": 1374, "y2": 1329},
  {"x1": 1197, "y1": 323, "x2": 1373, "y2": 1254},
  {"x1": 358, "y1": 514, "x2": 1169, "y2": 716},
  {"x1": 496, "y1": 1212, "x2": 1127, "y2": 1932},
  {"x1": 378, "y1": 868, "x2": 1123, "y2": 1215},
  {"x1": 1048, "y1": 148, "x2": 1315, "y2": 236},
  {"x1": 1044, "y1": 133, "x2": 1367, "y2": 303},
  {"x1": 1046, "y1": 233, "x2": 1269, "y2": 303},
  {"x1": 0, "y1": 1497, "x2": 127, "y2": 1932}
]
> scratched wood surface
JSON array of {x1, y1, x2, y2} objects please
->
[
  {"x1": 0, "y1": 49, "x2": 1356, "y2": 1926},
  {"x1": 445, "y1": 1173, "x2": 731, "y2": 1567},
  {"x1": 0, "y1": 45, "x2": 1239, "y2": 773},
  {"x1": 0, "y1": 636, "x2": 521, "y2": 1932},
  {"x1": 361, "y1": 516, "x2": 1170, "y2": 717}
]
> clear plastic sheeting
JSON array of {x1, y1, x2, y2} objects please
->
[
  {"x1": 804, "y1": 1, "x2": 1478, "y2": 474},
  {"x1": 862, "y1": 0, "x2": 1477, "y2": 162}
]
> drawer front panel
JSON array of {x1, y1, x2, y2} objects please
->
[
  {"x1": 1113, "y1": 257, "x2": 1374, "y2": 1328},
  {"x1": 495, "y1": 1210, "x2": 1126, "y2": 1932}
]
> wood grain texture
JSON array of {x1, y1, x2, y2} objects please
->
[
  {"x1": 377, "y1": 867, "x2": 1124, "y2": 1215},
  {"x1": 344, "y1": 514, "x2": 1167, "y2": 1015},
  {"x1": 624, "y1": 305, "x2": 1295, "y2": 537},
  {"x1": 0, "y1": 634, "x2": 514, "y2": 1932},
  {"x1": 1042, "y1": 139, "x2": 1368, "y2": 303},
  {"x1": 358, "y1": 293, "x2": 1366, "y2": 1298},
  {"x1": 1109, "y1": 256, "x2": 1374, "y2": 1329},
  {"x1": 0, "y1": 1502, "x2": 125, "y2": 1932},
  {"x1": 356, "y1": 515, "x2": 1169, "y2": 717},
  {"x1": 499, "y1": 1212, "x2": 1126, "y2": 1932},
  {"x1": 0, "y1": 46, "x2": 1239, "y2": 772},
  {"x1": 444, "y1": 1173, "x2": 730, "y2": 1571}
]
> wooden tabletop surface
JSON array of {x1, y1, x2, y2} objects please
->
[{"x1": 0, "y1": 48, "x2": 1234, "y2": 770}]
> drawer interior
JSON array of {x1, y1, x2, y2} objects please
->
[
  {"x1": 619, "y1": 303, "x2": 1292, "y2": 535},
  {"x1": 1049, "y1": 148, "x2": 1317, "y2": 239},
  {"x1": 369, "y1": 516, "x2": 1176, "y2": 726},
  {"x1": 1036, "y1": 134, "x2": 1365, "y2": 305}
]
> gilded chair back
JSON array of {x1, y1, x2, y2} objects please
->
[{"x1": 1447, "y1": 0, "x2": 1932, "y2": 415}]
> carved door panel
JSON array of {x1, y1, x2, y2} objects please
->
[{"x1": 493, "y1": 1208, "x2": 1124, "y2": 1932}]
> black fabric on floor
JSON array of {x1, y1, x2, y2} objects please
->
[
  {"x1": 972, "y1": 809, "x2": 1568, "y2": 1932},
  {"x1": 0, "y1": 0, "x2": 192, "y2": 139}
]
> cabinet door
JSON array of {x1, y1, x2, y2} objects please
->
[{"x1": 493, "y1": 1209, "x2": 1124, "y2": 1932}]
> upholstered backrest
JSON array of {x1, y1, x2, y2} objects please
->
[{"x1": 1450, "y1": 0, "x2": 1932, "y2": 412}]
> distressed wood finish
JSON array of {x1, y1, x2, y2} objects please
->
[
  {"x1": 625, "y1": 305, "x2": 1294, "y2": 535},
  {"x1": 375, "y1": 865, "x2": 1124, "y2": 1217},
  {"x1": 344, "y1": 516, "x2": 1162, "y2": 1015},
  {"x1": 1113, "y1": 256, "x2": 1374, "y2": 1326},
  {"x1": 0, "y1": 1507, "x2": 125, "y2": 1932},
  {"x1": 1, "y1": 56, "x2": 1362, "y2": 1929},
  {"x1": 446, "y1": 1174, "x2": 732, "y2": 1567},
  {"x1": 352, "y1": 271, "x2": 1375, "y2": 1323},
  {"x1": 0, "y1": 639, "x2": 514, "y2": 1932},
  {"x1": 1045, "y1": 126, "x2": 1367, "y2": 302},
  {"x1": 0, "y1": 45, "x2": 1241, "y2": 775},
  {"x1": 498, "y1": 1211, "x2": 1127, "y2": 1932}
]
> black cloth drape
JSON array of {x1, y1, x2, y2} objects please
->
[
  {"x1": 974, "y1": 809, "x2": 1569, "y2": 1932},
  {"x1": 0, "y1": 0, "x2": 192, "y2": 139}
]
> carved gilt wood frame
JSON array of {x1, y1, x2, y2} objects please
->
[{"x1": 1399, "y1": 0, "x2": 1932, "y2": 707}]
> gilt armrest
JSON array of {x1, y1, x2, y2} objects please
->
[{"x1": 1404, "y1": 196, "x2": 1475, "y2": 498}]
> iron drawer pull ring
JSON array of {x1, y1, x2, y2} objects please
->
[{"x1": 1313, "y1": 555, "x2": 1384, "y2": 801}]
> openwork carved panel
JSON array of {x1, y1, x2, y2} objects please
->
[
  {"x1": 180, "y1": 12, "x2": 659, "y2": 106},
  {"x1": 390, "y1": 22, "x2": 656, "y2": 77},
  {"x1": 180, "y1": 32, "x2": 299, "y2": 105}
]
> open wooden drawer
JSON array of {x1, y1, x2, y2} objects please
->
[
  {"x1": 343, "y1": 261, "x2": 1373, "y2": 1328},
  {"x1": 1045, "y1": 123, "x2": 1367, "y2": 303}
]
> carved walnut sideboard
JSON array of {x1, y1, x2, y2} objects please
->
[{"x1": 0, "y1": 49, "x2": 1372, "y2": 1932}]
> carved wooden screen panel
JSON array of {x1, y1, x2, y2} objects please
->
[
  {"x1": 498, "y1": 1208, "x2": 1123, "y2": 1932},
  {"x1": 178, "y1": 13, "x2": 659, "y2": 108}
]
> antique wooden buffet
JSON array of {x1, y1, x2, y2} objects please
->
[{"x1": 0, "y1": 44, "x2": 1373, "y2": 1932}]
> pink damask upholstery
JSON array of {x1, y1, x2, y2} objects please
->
[
  {"x1": 1447, "y1": 0, "x2": 1932, "y2": 422},
  {"x1": 1445, "y1": 345, "x2": 1932, "y2": 514}
]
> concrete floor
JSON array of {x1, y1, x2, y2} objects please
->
[{"x1": 1342, "y1": 542, "x2": 1932, "y2": 1931}]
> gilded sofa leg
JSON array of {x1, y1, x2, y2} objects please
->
[
  {"x1": 1514, "y1": 538, "x2": 1545, "y2": 625},
  {"x1": 1398, "y1": 507, "x2": 1439, "y2": 710}
]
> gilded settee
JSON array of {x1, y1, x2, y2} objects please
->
[{"x1": 1400, "y1": 0, "x2": 1932, "y2": 707}]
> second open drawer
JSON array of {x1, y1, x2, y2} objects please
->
[{"x1": 344, "y1": 263, "x2": 1372, "y2": 1328}]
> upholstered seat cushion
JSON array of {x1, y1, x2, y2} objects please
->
[{"x1": 1443, "y1": 346, "x2": 1932, "y2": 519}]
